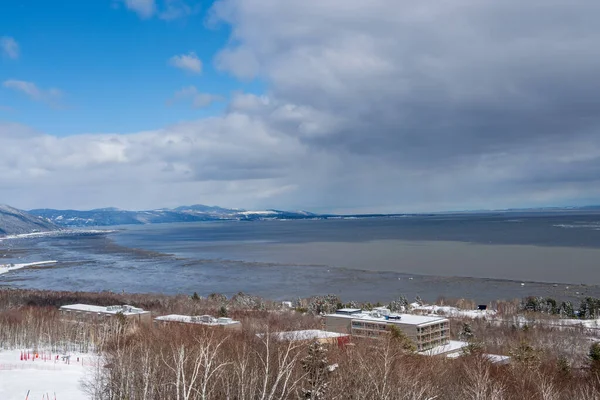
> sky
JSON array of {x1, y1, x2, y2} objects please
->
[{"x1": 2, "y1": 0, "x2": 600, "y2": 213}]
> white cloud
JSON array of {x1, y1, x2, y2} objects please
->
[
  {"x1": 215, "y1": 47, "x2": 260, "y2": 80},
  {"x1": 204, "y1": 0, "x2": 600, "y2": 210},
  {"x1": 169, "y1": 52, "x2": 202, "y2": 74},
  {"x1": 0, "y1": 117, "x2": 311, "y2": 210},
  {"x1": 169, "y1": 86, "x2": 223, "y2": 108},
  {"x1": 159, "y1": 0, "x2": 195, "y2": 20},
  {"x1": 0, "y1": 36, "x2": 19, "y2": 59},
  {"x1": 2, "y1": 80, "x2": 62, "y2": 107},
  {"x1": 121, "y1": 0, "x2": 197, "y2": 20},
  {"x1": 5, "y1": 1, "x2": 600, "y2": 212},
  {"x1": 123, "y1": 0, "x2": 156, "y2": 19}
]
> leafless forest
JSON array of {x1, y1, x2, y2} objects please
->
[{"x1": 2, "y1": 288, "x2": 600, "y2": 399}]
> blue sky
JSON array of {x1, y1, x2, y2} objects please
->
[
  {"x1": 1, "y1": 1, "x2": 600, "y2": 213},
  {"x1": 0, "y1": 0, "x2": 262, "y2": 136}
]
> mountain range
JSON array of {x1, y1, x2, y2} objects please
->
[
  {"x1": 3, "y1": 202, "x2": 600, "y2": 235},
  {"x1": 28, "y1": 205, "x2": 321, "y2": 227}
]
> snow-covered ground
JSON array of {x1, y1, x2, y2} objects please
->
[
  {"x1": 412, "y1": 303, "x2": 600, "y2": 332},
  {"x1": 238, "y1": 210, "x2": 278, "y2": 216},
  {"x1": 0, "y1": 349, "x2": 96, "y2": 400},
  {"x1": 0, "y1": 261, "x2": 57, "y2": 275},
  {"x1": 412, "y1": 304, "x2": 497, "y2": 319},
  {"x1": 0, "y1": 229, "x2": 114, "y2": 242},
  {"x1": 500, "y1": 314, "x2": 600, "y2": 330}
]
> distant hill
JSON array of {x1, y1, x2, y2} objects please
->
[
  {"x1": 0, "y1": 205, "x2": 59, "y2": 236},
  {"x1": 28, "y1": 205, "x2": 320, "y2": 227},
  {"x1": 26, "y1": 203, "x2": 600, "y2": 229}
]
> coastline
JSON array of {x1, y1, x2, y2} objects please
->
[{"x1": 2, "y1": 222, "x2": 600, "y2": 303}]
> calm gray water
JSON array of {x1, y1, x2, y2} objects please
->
[{"x1": 2, "y1": 214, "x2": 600, "y2": 303}]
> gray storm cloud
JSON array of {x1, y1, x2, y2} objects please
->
[{"x1": 2, "y1": 0, "x2": 600, "y2": 211}]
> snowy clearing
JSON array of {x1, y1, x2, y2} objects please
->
[
  {"x1": 412, "y1": 304, "x2": 600, "y2": 332},
  {"x1": 0, "y1": 229, "x2": 114, "y2": 242},
  {"x1": 238, "y1": 210, "x2": 278, "y2": 216},
  {"x1": 0, "y1": 349, "x2": 96, "y2": 400},
  {"x1": 412, "y1": 304, "x2": 497, "y2": 319}
]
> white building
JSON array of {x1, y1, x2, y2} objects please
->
[
  {"x1": 324, "y1": 307, "x2": 450, "y2": 351},
  {"x1": 59, "y1": 304, "x2": 151, "y2": 325}
]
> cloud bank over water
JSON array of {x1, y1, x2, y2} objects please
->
[{"x1": 3, "y1": 1, "x2": 600, "y2": 212}]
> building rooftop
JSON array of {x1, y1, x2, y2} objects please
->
[
  {"x1": 419, "y1": 340, "x2": 469, "y2": 356},
  {"x1": 483, "y1": 354, "x2": 511, "y2": 364},
  {"x1": 326, "y1": 309, "x2": 448, "y2": 326},
  {"x1": 446, "y1": 352, "x2": 511, "y2": 364},
  {"x1": 258, "y1": 329, "x2": 349, "y2": 342},
  {"x1": 336, "y1": 308, "x2": 362, "y2": 314},
  {"x1": 59, "y1": 304, "x2": 148, "y2": 316},
  {"x1": 154, "y1": 314, "x2": 241, "y2": 326}
]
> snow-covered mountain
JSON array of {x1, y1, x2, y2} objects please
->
[
  {"x1": 29, "y1": 205, "x2": 319, "y2": 227},
  {"x1": 0, "y1": 205, "x2": 59, "y2": 236}
]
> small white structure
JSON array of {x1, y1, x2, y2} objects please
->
[
  {"x1": 419, "y1": 340, "x2": 469, "y2": 356},
  {"x1": 257, "y1": 329, "x2": 350, "y2": 344},
  {"x1": 154, "y1": 314, "x2": 242, "y2": 330},
  {"x1": 484, "y1": 354, "x2": 511, "y2": 365},
  {"x1": 446, "y1": 352, "x2": 511, "y2": 365}
]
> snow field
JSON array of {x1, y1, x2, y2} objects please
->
[{"x1": 0, "y1": 349, "x2": 97, "y2": 400}]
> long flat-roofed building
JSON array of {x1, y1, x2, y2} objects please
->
[
  {"x1": 59, "y1": 304, "x2": 151, "y2": 325},
  {"x1": 154, "y1": 314, "x2": 242, "y2": 330},
  {"x1": 324, "y1": 307, "x2": 449, "y2": 351}
]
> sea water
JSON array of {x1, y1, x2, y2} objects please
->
[{"x1": 2, "y1": 214, "x2": 600, "y2": 303}]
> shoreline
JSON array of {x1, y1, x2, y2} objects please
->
[{"x1": 3, "y1": 224, "x2": 600, "y2": 303}]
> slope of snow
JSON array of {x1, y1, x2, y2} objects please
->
[
  {"x1": 238, "y1": 210, "x2": 278, "y2": 215},
  {"x1": 0, "y1": 349, "x2": 95, "y2": 400},
  {"x1": 0, "y1": 205, "x2": 58, "y2": 236},
  {"x1": 412, "y1": 304, "x2": 497, "y2": 319},
  {"x1": 0, "y1": 261, "x2": 57, "y2": 275}
]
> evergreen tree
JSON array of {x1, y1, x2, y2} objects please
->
[
  {"x1": 388, "y1": 325, "x2": 417, "y2": 352},
  {"x1": 219, "y1": 305, "x2": 228, "y2": 318},
  {"x1": 589, "y1": 342, "x2": 600, "y2": 362},
  {"x1": 344, "y1": 300, "x2": 358, "y2": 309},
  {"x1": 557, "y1": 356, "x2": 571, "y2": 376},
  {"x1": 301, "y1": 341, "x2": 331, "y2": 399},
  {"x1": 308, "y1": 294, "x2": 341, "y2": 315},
  {"x1": 509, "y1": 340, "x2": 540, "y2": 368},
  {"x1": 559, "y1": 301, "x2": 575, "y2": 318},
  {"x1": 459, "y1": 323, "x2": 474, "y2": 341},
  {"x1": 579, "y1": 297, "x2": 600, "y2": 319},
  {"x1": 545, "y1": 298, "x2": 558, "y2": 314},
  {"x1": 191, "y1": 292, "x2": 201, "y2": 301},
  {"x1": 522, "y1": 296, "x2": 542, "y2": 312},
  {"x1": 388, "y1": 295, "x2": 409, "y2": 312},
  {"x1": 589, "y1": 342, "x2": 600, "y2": 373}
]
